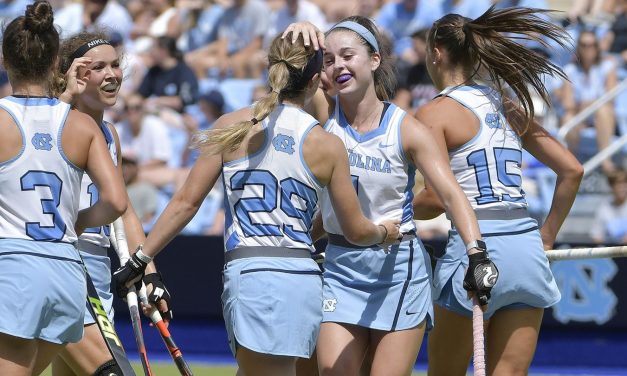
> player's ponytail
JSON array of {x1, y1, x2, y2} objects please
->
[
  {"x1": 429, "y1": 6, "x2": 570, "y2": 133},
  {"x1": 195, "y1": 33, "x2": 321, "y2": 154}
]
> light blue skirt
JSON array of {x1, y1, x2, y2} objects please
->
[
  {"x1": 79, "y1": 246, "x2": 114, "y2": 326},
  {"x1": 433, "y1": 216, "x2": 561, "y2": 319},
  {"x1": 322, "y1": 238, "x2": 433, "y2": 332},
  {"x1": 222, "y1": 255, "x2": 323, "y2": 358},
  {"x1": 0, "y1": 239, "x2": 86, "y2": 344}
]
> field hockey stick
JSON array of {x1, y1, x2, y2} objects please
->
[
  {"x1": 111, "y1": 218, "x2": 153, "y2": 376},
  {"x1": 472, "y1": 296, "x2": 486, "y2": 376},
  {"x1": 81, "y1": 259, "x2": 137, "y2": 376},
  {"x1": 546, "y1": 246, "x2": 627, "y2": 261},
  {"x1": 136, "y1": 286, "x2": 194, "y2": 376}
]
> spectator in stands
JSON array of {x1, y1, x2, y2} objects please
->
[
  {"x1": 356, "y1": 0, "x2": 383, "y2": 18},
  {"x1": 601, "y1": 0, "x2": 627, "y2": 57},
  {"x1": 393, "y1": 28, "x2": 438, "y2": 112},
  {"x1": 115, "y1": 95, "x2": 173, "y2": 170},
  {"x1": 138, "y1": 36, "x2": 199, "y2": 113},
  {"x1": 174, "y1": 0, "x2": 225, "y2": 53},
  {"x1": 376, "y1": 0, "x2": 442, "y2": 61},
  {"x1": 184, "y1": 0, "x2": 271, "y2": 78},
  {"x1": 54, "y1": 0, "x2": 133, "y2": 39},
  {"x1": 129, "y1": 0, "x2": 178, "y2": 40},
  {"x1": 0, "y1": 70, "x2": 10, "y2": 98},
  {"x1": 492, "y1": 0, "x2": 549, "y2": 8},
  {"x1": 590, "y1": 170, "x2": 627, "y2": 243},
  {"x1": 266, "y1": 0, "x2": 328, "y2": 45},
  {"x1": 0, "y1": 0, "x2": 29, "y2": 26},
  {"x1": 121, "y1": 153, "x2": 160, "y2": 227},
  {"x1": 182, "y1": 90, "x2": 226, "y2": 166},
  {"x1": 561, "y1": 30, "x2": 617, "y2": 173},
  {"x1": 439, "y1": 0, "x2": 491, "y2": 19},
  {"x1": 569, "y1": 0, "x2": 616, "y2": 24}
]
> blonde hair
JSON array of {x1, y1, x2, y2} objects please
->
[{"x1": 194, "y1": 33, "x2": 319, "y2": 154}]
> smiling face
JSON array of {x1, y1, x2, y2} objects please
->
[
  {"x1": 323, "y1": 30, "x2": 380, "y2": 98},
  {"x1": 79, "y1": 44, "x2": 123, "y2": 110}
]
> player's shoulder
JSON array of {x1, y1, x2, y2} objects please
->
[
  {"x1": 66, "y1": 109, "x2": 100, "y2": 134},
  {"x1": 213, "y1": 107, "x2": 254, "y2": 130},
  {"x1": 307, "y1": 124, "x2": 342, "y2": 147}
]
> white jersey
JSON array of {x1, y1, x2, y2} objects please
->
[
  {"x1": 78, "y1": 121, "x2": 118, "y2": 248},
  {"x1": 440, "y1": 85, "x2": 527, "y2": 211},
  {"x1": 0, "y1": 96, "x2": 83, "y2": 243},
  {"x1": 321, "y1": 101, "x2": 416, "y2": 235},
  {"x1": 222, "y1": 105, "x2": 323, "y2": 253}
]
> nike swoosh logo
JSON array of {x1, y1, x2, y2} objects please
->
[
  {"x1": 378, "y1": 142, "x2": 394, "y2": 148},
  {"x1": 405, "y1": 310, "x2": 418, "y2": 315}
]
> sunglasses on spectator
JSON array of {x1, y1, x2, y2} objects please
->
[
  {"x1": 126, "y1": 105, "x2": 142, "y2": 111},
  {"x1": 578, "y1": 42, "x2": 597, "y2": 48}
]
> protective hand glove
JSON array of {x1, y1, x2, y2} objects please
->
[
  {"x1": 143, "y1": 272, "x2": 173, "y2": 321},
  {"x1": 463, "y1": 251, "x2": 499, "y2": 306},
  {"x1": 113, "y1": 251, "x2": 149, "y2": 299}
]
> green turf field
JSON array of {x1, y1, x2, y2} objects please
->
[{"x1": 41, "y1": 362, "x2": 430, "y2": 375}]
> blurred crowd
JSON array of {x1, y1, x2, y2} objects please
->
[{"x1": 1, "y1": 0, "x2": 626, "y2": 243}]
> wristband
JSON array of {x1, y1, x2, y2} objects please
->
[
  {"x1": 135, "y1": 246, "x2": 153, "y2": 264},
  {"x1": 377, "y1": 224, "x2": 388, "y2": 244},
  {"x1": 465, "y1": 239, "x2": 487, "y2": 252}
]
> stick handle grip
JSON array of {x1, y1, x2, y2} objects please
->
[{"x1": 472, "y1": 297, "x2": 486, "y2": 376}]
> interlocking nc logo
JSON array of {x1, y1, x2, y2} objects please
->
[
  {"x1": 551, "y1": 259, "x2": 617, "y2": 324},
  {"x1": 32, "y1": 133, "x2": 53, "y2": 151},
  {"x1": 323, "y1": 298, "x2": 337, "y2": 312},
  {"x1": 485, "y1": 113, "x2": 501, "y2": 129},
  {"x1": 272, "y1": 134, "x2": 295, "y2": 155}
]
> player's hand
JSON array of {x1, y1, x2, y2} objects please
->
[
  {"x1": 463, "y1": 251, "x2": 499, "y2": 306},
  {"x1": 282, "y1": 21, "x2": 325, "y2": 50},
  {"x1": 377, "y1": 219, "x2": 401, "y2": 247},
  {"x1": 113, "y1": 252, "x2": 148, "y2": 298},
  {"x1": 59, "y1": 57, "x2": 91, "y2": 104},
  {"x1": 143, "y1": 272, "x2": 173, "y2": 321}
]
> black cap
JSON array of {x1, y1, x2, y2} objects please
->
[{"x1": 199, "y1": 90, "x2": 225, "y2": 112}]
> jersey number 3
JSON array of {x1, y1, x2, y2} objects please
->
[{"x1": 21, "y1": 170, "x2": 67, "y2": 241}]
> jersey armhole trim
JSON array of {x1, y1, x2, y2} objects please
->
[
  {"x1": 444, "y1": 94, "x2": 484, "y2": 154},
  {"x1": 299, "y1": 120, "x2": 324, "y2": 189},
  {"x1": 395, "y1": 109, "x2": 410, "y2": 165},
  {"x1": 57, "y1": 105, "x2": 83, "y2": 172},
  {"x1": 0, "y1": 103, "x2": 26, "y2": 167}
]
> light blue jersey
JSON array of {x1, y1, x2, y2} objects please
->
[
  {"x1": 439, "y1": 85, "x2": 527, "y2": 213},
  {"x1": 321, "y1": 101, "x2": 416, "y2": 235},
  {"x1": 221, "y1": 105, "x2": 323, "y2": 253},
  {"x1": 220, "y1": 104, "x2": 324, "y2": 357},
  {"x1": 433, "y1": 85, "x2": 560, "y2": 318},
  {"x1": 320, "y1": 100, "x2": 432, "y2": 332},
  {"x1": 0, "y1": 96, "x2": 82, "y2": 243},
  {"x1": 0, "y1": 96, "x2": 86, "y2": 343},
  {"x1": 78, "y1": 121, "x2": 117, "y2": 249}
]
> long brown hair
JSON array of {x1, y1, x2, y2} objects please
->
[
  {"x1": 194, "y1": 32, "x2": 320, "y2": 154},
  {"x1": 428, "y1": 6, "x2": 570, "y2": 133},
  {"x1": 2, "y1": 0, "x2": 59, "y2": 92}
]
